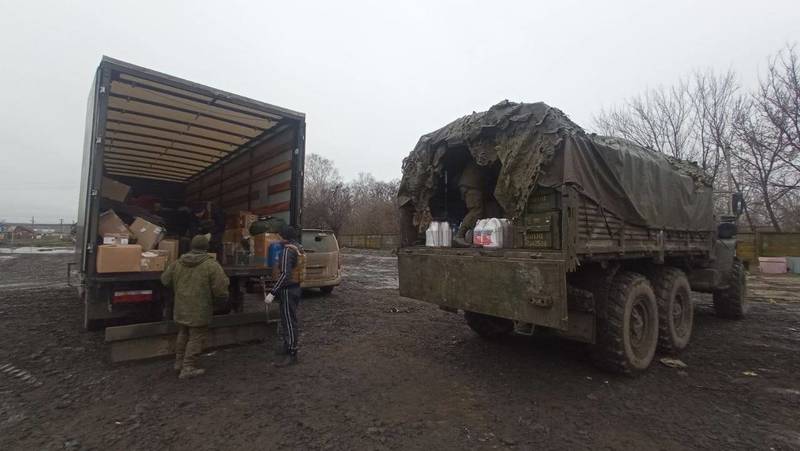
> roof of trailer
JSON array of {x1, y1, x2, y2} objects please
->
[{"x1": 98, "y1": 56, "x2": 303, "y2": 183}]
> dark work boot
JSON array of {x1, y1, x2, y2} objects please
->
[{"x1": 273, "y1": 353, "x2": 298, "y2": 367}]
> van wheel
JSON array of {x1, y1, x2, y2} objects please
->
[
  {"x1": 321, "y1": 286, "x2": 334, "y2": 295},
  {"x1": 592, "y1": 272, "x2": 658, "y2": 374},
  {"x1": 713, "y1": 260, "x2": 747, "y2": 319},
  {"x1": 651, "y1": 267, "x2": 693, "y2": 352},
  {"x1": 465, "y1": 311, "x2": 513, "y2": 339}
]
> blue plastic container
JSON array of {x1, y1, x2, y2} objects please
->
[{"x1": 268, "y1": 241, "x2": 284, "y2": 268}]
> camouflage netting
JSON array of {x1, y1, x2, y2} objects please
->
[{"x1": 398, "y1": 100, "x2": 714, "y2": 236}]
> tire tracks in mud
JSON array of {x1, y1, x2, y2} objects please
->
[{"x1": 0, "y1": 363, "x2": 43, "y2": 388}]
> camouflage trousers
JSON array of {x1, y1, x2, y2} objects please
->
[
  {"x1": 175, "y1": 325, "x2": 208, "y2": 369},
  {"x1": 456, "y1": 188, "x2": 485, "y2": 239}
]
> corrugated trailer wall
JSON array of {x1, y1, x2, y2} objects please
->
[{"x1": 185, "y1": 128, "x2": 296, "y2": 223}]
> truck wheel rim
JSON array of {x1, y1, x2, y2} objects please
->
[
  {"x1": 630, "y1": 297, "x2": 652, "y2": 358},
  {"x1": 673, "y1": 292, "x2": 689, "y2": 336}
]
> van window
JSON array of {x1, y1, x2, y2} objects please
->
[{"x1": 302, "y1": 231, "x2": 338, "y2": 252}]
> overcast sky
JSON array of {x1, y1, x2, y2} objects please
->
[{"x1": 0, "y1": 1, "x2": 797, "y2": 223}]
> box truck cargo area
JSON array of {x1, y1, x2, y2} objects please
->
[{"x1": 75, "y1": 57, "x2": 305, "y2": 330}]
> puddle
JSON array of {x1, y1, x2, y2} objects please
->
[{"x1": 342, "y1": 253, "x2": 399, "y2": 290}]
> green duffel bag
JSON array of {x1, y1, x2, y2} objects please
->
[{"x1": 249, "y1": 216, "x2": 286, "y2": 236}]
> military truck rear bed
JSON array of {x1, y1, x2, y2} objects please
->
[{"x1": 397, "y1": 101, "x2": 745, "y2": 374}]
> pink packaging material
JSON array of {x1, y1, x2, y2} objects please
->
[{"x1": 759, "y1": 257, "x2": 788, "y2": 274}]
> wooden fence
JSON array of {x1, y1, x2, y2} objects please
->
[
  {"x1": 736, "y1": 232, "x2": 800, "y2": 269},
  {"x1": 338, "y1": 234, "x2": 400, "y2": 250}
]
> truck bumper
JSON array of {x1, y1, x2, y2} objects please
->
[
  {"x1": 397, "y1": 248, "x2": 568, "y2": 330},
  {"x1": 302, "y1": 274, "x2": 342, "y2": 289}
]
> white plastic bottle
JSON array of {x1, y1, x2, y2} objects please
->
[
  {"x1": 473, "y1": 219, "x2": 487, "y2": 246},
  {"x1": 440, "y1": 221, "x2": 452, "y2": 247},
  {"x1": 484, "y1": 218, "x2": 503, "y2": 248},
  {"x1": 430, "y1": 221, "x2": 441, "y2": 247},
  {"x1": 425, "y1": 223, "x2": 434, "y2": 247}
]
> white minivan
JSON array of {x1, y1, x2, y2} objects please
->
[{"x1": 301, "y1": 229, "x2": 341, "y2": 294}]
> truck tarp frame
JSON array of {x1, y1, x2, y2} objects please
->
[{"x1": 397, "y1": 101, "x2": 714, "y2": 236}]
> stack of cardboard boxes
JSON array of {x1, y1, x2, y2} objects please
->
[
  {"x1": 96, "y1": 177, "x2": 178, "y2": 274},
  {"x1": 95, "y1": 176, "x2": 281, "y2": 273},
  {"x1": 97, "y1": 210, "x2": 172, "y2": 273},
  {"x1": 222, "y1": 211, "x2": 258, "y2": 265}
]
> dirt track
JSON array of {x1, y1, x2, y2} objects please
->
[{"x1": 1, "y1": 251, "x2": 800, "y2": 450}]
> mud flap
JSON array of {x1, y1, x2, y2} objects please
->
[{"x1": 399, "y1": 250, "x2": 568, "y2": 330}]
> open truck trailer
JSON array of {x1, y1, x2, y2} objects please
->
[
  {"x1": 74, "y1": 57, "x2": 305, "y2": 331},
  {"x1": 397, "y1": 101, "x2": 746, "y2": 374}
]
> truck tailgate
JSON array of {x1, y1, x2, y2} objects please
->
[{"x1": 398, "y1": 248, "x2": 568, "y2": 330}]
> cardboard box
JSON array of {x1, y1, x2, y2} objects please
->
[
  {"x1": 225, "y1": 211, "x2": 257, "y2": 234},
  {"x1": 96, "y1": 244, "x2": 142, "y2": 273},
  {"x1": 130, "y1": 217, "x2": 164, "y2": 251},
  {"x1": 158, "y1": 239, "x2": 180, "y2": 265},
  {"x1": 98, "y1": 210, "x2": 130, "y2": 237},
  {"x1": 140, "y1": 251, "x2": 167, "y2": 272},
  {"x1": 101, "y1": 177, "x2": 131, "y2": 202},
  {"x1": 103, "y1": 233, "x2": 129, "y2": 245}
]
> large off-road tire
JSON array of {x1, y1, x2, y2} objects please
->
[
  {"x1": 593, "y1": 272, "x2": 659, "y2": 374},
  {"x1": 651, "y1": 267, "x2": 693, "y2": 352},
  {"x1": 464, "y1": 311, "x2": 514, "y2": 339},
  {"x1": 713, "y1": 259, "x2": 747, "y2": 319}
]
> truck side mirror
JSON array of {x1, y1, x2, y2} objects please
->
[{"x1": 731, "y1": 192, "x2": 745, "y2": 217}]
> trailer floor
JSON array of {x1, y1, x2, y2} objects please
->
[{"x1": 1, "y1": 251, "x2": 799, "y2": 450}]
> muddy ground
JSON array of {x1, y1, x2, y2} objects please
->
[{"x1": 1, "y1": 250, "x2": 799, "y2": 450}]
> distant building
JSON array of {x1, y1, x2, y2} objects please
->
[{"x1": 9, "y1": 225, "x2": 35, "y2": 240}]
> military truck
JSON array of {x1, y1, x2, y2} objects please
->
[
  {"x1": 73, "y1": 57, "x2": 305, "y2": 330},
  {"x1": 397, "y1": 101, "x2": 745, "y2": 374}
]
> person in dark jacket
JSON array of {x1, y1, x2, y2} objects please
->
[
  {"x1": 161, "y1": 235, "x2": 229, "y2": 379},
  {"x1": 265, "y1": 225, "x2": 304, "y2": 367}
]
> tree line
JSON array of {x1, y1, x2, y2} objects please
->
[
  {"x1": 594, "y1": 44, "x2": 800, "y2": 232},
  {"x1": 303, "y1": 153, "x2": 399, "y2": 236}
]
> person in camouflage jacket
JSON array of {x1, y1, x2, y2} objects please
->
[{"x1": 161, "y1": 235, "x2": 229, "y2": 379}]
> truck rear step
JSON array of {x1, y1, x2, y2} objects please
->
[{"x1": 104, "y1": 309, "x2": 278, "y2": 362}]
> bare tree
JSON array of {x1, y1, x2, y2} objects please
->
[
  {"x1": 728, "y1": 45, "x2": 800, "y2": 231},
  {"x1": 594, "y1": 45, "x2": 800, "y2": 231},
  {"x1": 689, "y1": 69, "x2": 738, "y2": 180},
  {"x1": 344, "y1": 173, "x2": 399, "y2": 235},
  {"x1": 303, "y1": 154, "x2": 352, "y2": 235},
  {"x1": 595, "y1": 83, "x2": 696, "y2": 160},
  {"x1": 731, "y1": 101, "x2": 798, "y2": 231},
  {"x1": 759, "y1": 45, "x2": 800, "y2": 172}
]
